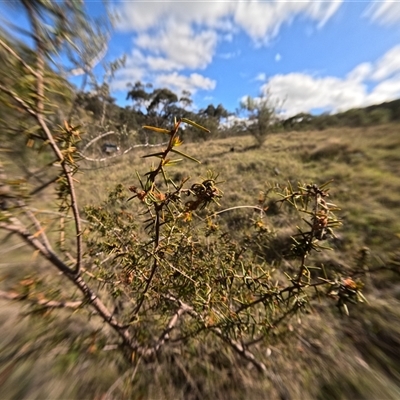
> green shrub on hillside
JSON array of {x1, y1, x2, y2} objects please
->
[
  {"x1": 240, "y1": 93, "x2": 280, "y2": 147},
  {"x1": 369, "y1": 108, "x2": 391, "y2": 125}
]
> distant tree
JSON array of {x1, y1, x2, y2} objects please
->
[
  {"x1": 202, "y1": 104, "x2": 216, "y2": 118},
  {"x1": 240, "y1": 92, "x2": 281, "y2": 147},
  {"x1": 201, "y1": 103, "x2": 229, "y2": 121},
  {"x1": 179, "y1": 90, "x2": 193, "y2": 109},
  {"x1": 126, "y1": 82, "x2": 187, "y2": 129},
  {"x1": 217, "y1": 103, "x2": 229, "y2": 119},
  {"x1": 126, "y1": 81, "x2": 152, "y2": 110},
  {"x1": 147, "y1": 88, "x2": 178, "y2": 120}
]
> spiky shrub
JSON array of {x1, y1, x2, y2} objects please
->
[
  {"x1": 77, "y1": 118, "x2": 367, "y2": 397},
  {"x1": 0, "y1": 1, "x2": 366, "y2": 398}
]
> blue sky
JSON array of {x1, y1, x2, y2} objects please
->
[
  {"x1": 107, "y1": 0, "x2": 400, "y2": 116},
  {"x1": 3, "y1": 1, "x2": 400, "y2": 117}
]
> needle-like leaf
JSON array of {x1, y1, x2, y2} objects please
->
[
  {"x1": 181, "y1": 118, "x2": 210, "y2": 133},
  {"x1": 142, "y1": 126, "x2": 171, "y2": 134},
  {"x1": 171, "y1": 148, "x2": 201, "y2": 164}
]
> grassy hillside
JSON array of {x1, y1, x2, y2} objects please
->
[
  {"x1": 80, "y1": 123, "x2": 400, "y2": 256},
  {"x1": 1, "y1": 123, "x2": 399, "y2": 399}
]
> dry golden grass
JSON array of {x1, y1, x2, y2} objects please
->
[{"x1": 77, "y1": 123, "x2": 400, "y2": 254}]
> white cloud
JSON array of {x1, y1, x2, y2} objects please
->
[
  {"x1": 263, "y1": 73, "x2": 368, "y2": 117},
  {"x1": 275, "y1": 53, "x2": 282, "y2": 62},
  {"x1": 116, "y1": 1, "x2": 234, "y2": 33},
  {"x1": 364, "y1": 1, "x2": 400, "y2": 25},
  {"x1": 255, "y1": 73, "x2": 267, "y2": 82},
  {"x1": 261, "y1": 44, "x2": 400, "y2": 117},
  {"x1": 368, "y1": 73, "x2": 400, "y2": 104},
  {"x1": 371, "y1": 45, "x2": 400, "y2": 81},
  {"x1": 219, "y1": 51, "x2": 240, "y2": 60},
  {"x1": 346, "y1": 62, "x2": 372, "y2": 83},
  {"x1": 112, "y1": 19, "x2": 219, "y2": 94},
  {"x1": 221, "y1": 114, "x2": 247, "y2": 129},
  {"x1": 116, "y1": 1, "x2": 342, "y2": 44},
  {"x1": 155, "y1": 72, "x2": 216, "y2": 95},
  {"x1": 135, "y1": 21, "x2": 218, "y2": 70},
  {"x1": 232, "y1": 1, "x2": 342, "y2": 42},
  {"x1": 112, "y1": 60, "x2": 216, "y2": 97},
  {"x1": 127, "y1": 49, "x2": 182, "y2": 72},
  {"x1": 111, "y1": 63, "x2": 145, "y2": 91},
  {"x1": 306, "y1": 1, "x2": 343, "y2": 29}
]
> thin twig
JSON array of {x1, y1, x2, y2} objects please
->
[
  {"x1": 0, "y1": 217, "x2": 137, "y2": 352},
  {"x1": 20, "y1": 201, "x2": 54, "y2": 253},
  {"x1": 163, "y1": 294, "x2": 268, "y2": 373},
  {"x1": 0, "y1": 242, "x2": 28, "y2": 256},
  {"x1": 0, "y1": 37, "x2": 39, "y2": 77},
  {"x1": 131, "y1": 207, "x2": 162, "y2": 317},
  {"x1": 80, "y1": 141, "x2": 169, "y2": 163},
  {"x1": 26, "y1": 207, "x2": 89, "y2": 224},
  {"x1": 30, "y1": 175, "x2": 60, "y2": 196},
  {"x1": 154, "y1": 303, "x2": 192, "y2": 352},
  {"x1": 1, "y1": 217, "x2": 75, "y2": 275},
  {"x1": 163, "y1": 294, "x2": 291, "y2": 398},
  {"x1": 23, "y1": 0, "x2": 83, "y2": 274},
  {"x1": 213, "y1": 205, "x2": 266, "y2": 216},
  {"x1": 0, "y1": 83, "x2": 38, "y2": 119},
  {"x1": 0, "y1": 290, "x2": 82, "y2": 309},
  {"x1": 81, "y1": 131, "x2": 116, "y2": 153}
]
